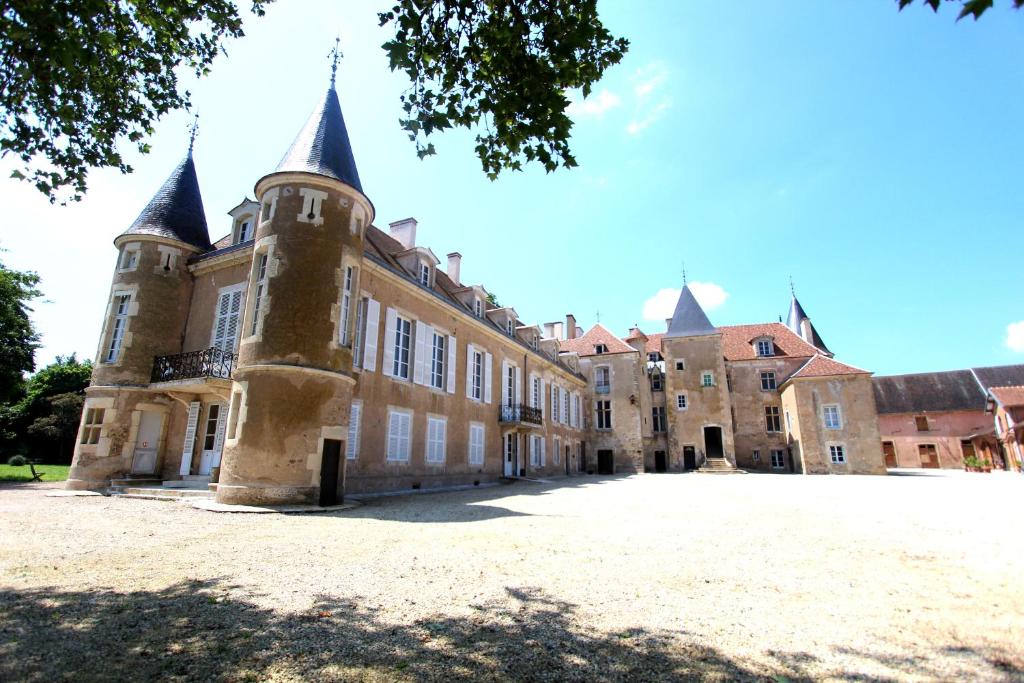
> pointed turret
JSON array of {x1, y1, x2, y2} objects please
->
[
  {"x1": 665, "y1": 286, "x2": 716, "y2": 338},
  {"x1": 786, "y1": 294, "x2": 832, "y2": 356},
  {"x1": 119, "y1": 153, "x2": 211, "y2": 251},
  {"x1": 275, "y1": 85, "x2": 363, "y2": 193}
]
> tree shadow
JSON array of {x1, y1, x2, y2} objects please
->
[{"x1": 2, "y1": 580, "x2": 1018, "y2": 682}]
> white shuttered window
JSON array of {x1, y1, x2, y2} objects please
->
[
  {"x1": 469, "y1": 422, "x2": 485, "y2": 465},
  {"x1": 426, "y1": 416, "x2": 447, "y2": 464},
  {"x1": 346, "y1": 401, "x2": 362, "y2": 460},
  {"x1": 386, "y1": 409, "x2": 412, "y2": 461}
]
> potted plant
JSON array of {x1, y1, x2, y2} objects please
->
[
  {"x1": 963, "y1": 455, "x2": 980, "y2": 472},
  {"x1": 981, "y1": 458, "x2": 993, "y2": 473}
]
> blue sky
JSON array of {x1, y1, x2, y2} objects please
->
[{"x1": 1, "y1": 0, "x2": 1022, "y2": 376}]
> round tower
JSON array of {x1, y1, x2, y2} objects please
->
[
  {"x1": 215, "y1": 79, "x2": 373, "y2": 506},
  {"x1": 67, "y1": 151, "x2": 212, "y2": 490}
]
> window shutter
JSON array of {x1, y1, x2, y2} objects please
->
[
  {"x1": 539, "y1": 378, "x2": 546, "y2": 416},
  {"x1": 226, "y1": 290, "x2": 244, "y2": 350},
  {"x1": 541, "y1": 438, "x2": 546, "y2": 466},
  {"x1": 381, "y1": 307, "x2": 398, "y2": 377},
  {"x1": 466, "y1": 344, "x2": 475, "y2": 399},
  {"x1": 363, "y1": 299, "x2": 380, "y2": 371},
  {"x1": 446, "y1": 335, "x2": 457, "y2": 394},
  {"x1": 484, "y1": 352, "x2": 493, "y2": 404},
  {"x1": 551, "y1": 385, "x2": 558, "y2": 421},
  {"x1": 401, "y1": 412, "x2": 412, "y2": 460},
  {"x1": 387, "y1": 412, "x2": 399, "y2": 459},
  {"x1": 212, "y1": 402, "x2": 228, "y2": 457},
  {"x1": 179, "y1": 401, "x2": 201, "y2": 476},
  {"x1": 212, "y1": 292, "x2": 229, "y2": 350},
  {"x1": 514, "y1": 366, "x2": 521, "y2": 406},
  {"x1": 501, "y1": 360, "x2": 510, "y2": 407},
  {"x1": 346, "y1": 402, "x2": 361, "y2": 460},
  {"x1": 413, "y1": 322, "x2": 429, "y2": 385}
]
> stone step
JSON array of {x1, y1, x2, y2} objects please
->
[
  {"x1": 109, "y1": 478, "x2": 162, "y2": 488},
  {"x1": 162, "y1": 479, "x2": 210, "y2": 490},
  {"x1": 182, "y1": 475, "x2": 212, "y2": 482},
  {"x1": 108, "y1": 486, "x2": 215, "y2": 501}
]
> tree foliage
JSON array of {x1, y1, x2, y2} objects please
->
[
  {"x1": 1, "y1": 0, "x2": 269, "y2": 203},
  {"x1": 378, "y1": 0, "x2": 629, "y2": 178},
  {"x1": 0, "y1": 257, "x2": 41, "y2": 402},
  {"x1": 897, "y1": 0, "x2": 1023, "y2": 19}
]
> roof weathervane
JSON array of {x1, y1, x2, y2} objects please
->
[
  {"x1": 329, "y1": 36, "x2": 343, "y2": 87},
  {"x1": 789, "y1": 275, "x2": 796, "y2": 297},
  {"x1": 187, "y1": 113, "x2": 199, "y2": 155},
  {"x1": 682, "y1": 261, "x2": 687, "y2": 287}
]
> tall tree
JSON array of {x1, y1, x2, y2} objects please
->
[
  {"x1": 898, "y1": 0, "x2": 1023, "y2": 20},
  {"x1": 0, "y1": 258, "x2": 41, "y2": 402}
]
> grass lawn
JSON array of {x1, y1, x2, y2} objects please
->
[{"x1": 0, "y1": 464, "x2": 69, "y2": 482}]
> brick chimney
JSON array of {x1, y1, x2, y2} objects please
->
[
  {"x1": 447, "y1": 252, "x2": 462, "y2": 286},
  {"x1": 388, "y1": 217, "x2": 417, "y2": 249},
  {"x1": 565, "y1": 314, "x2": 577, "y2": 340}
]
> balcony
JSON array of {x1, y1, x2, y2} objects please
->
[
  {"x1": 151, "y1": 347, "x2": 238, "y2": 384},
  {"x1": 499, "y1": 404, "x2": 543, "y2": 427}
]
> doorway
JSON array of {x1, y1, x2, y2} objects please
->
[
  {"x1": 198, "y1": 403, "x2": 226, "y2": 476},
  {"x1": 883, "y1": 441, "x2": 897, "y2": 468},
  {"x1": 654, "y1": 450, "x2": 667, "y2": 473},
  {"x1": 918, "y1": 444, "x2": 940, "y2": 468},
  {"x1": 683, "y1": 446, "x2": 696, "y2": 471},
  {"x1": 579, "y1": 443, "x2": 587, "y2": 473},
  {"x1": 565, "y1": 445, "x2": 570, "y2": 476},
  {"x1": 703, "y1": 426, "x2": 724, "y2": 460},
  {"x1": 131, "y1": 411, "x2": 164, "y2": 475},
  {"x1": 504, "y1": 433, "x2": 517, "y2": 477},
  {"x1": 597, "y1": 449, "x2": 614, "y2": 475},
  {"x1": 319, "y1": 438, "x2": 343, "y2": 506}
]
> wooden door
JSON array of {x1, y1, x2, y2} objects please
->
[
  {"x1": 918, "y1": 444, "x2": 940, "y2": 469},
  {"x1": 597, "y1": 450, "x2": 614, "y2": 475},
  {"x1": 882, "y1": 441, "x2": 897, "y2": 468},
  {"x1": 683, "y1": 446, "x2": 696, "y2": 471}
]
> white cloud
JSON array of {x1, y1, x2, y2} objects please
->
[
  {"x1": 633, "y1": 62, "x2": 668, "y2": 99},
  {"x1": 626, "y1": 61, "x2": 671, "y2": 135},
  {"x1": 626, "y1": 100, "x2": 672, "y2": 135},
  {"x1": 566, "y1": 89, "x2": 621, "y2": 117},
  {"x1": 641, "y1": 282, "x2": 728, "y2": 322},
  {"x1": 1007, "y1": 321, "x2": 1024, "y2": 353}
]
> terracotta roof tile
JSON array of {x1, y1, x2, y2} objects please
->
[
  {"x1": 719, "y1": 323, "x2": 819, "y2": 361},
  {"x1": 560, "y1": 324, "x2": 636, "y2": 357},
  {"x1": 788, "y1": 354, "x2": 869, "y2": 380},
  {"x1": 645, "y1": 333, "x2": 664, "y2": 355},
  {"x1": 990, "y1": 385, "x2": 1024, "y2": 409}
]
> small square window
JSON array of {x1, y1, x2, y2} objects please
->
[
  {"x1": 675, "y1": 360, "x2": 685, "y2": 371},
  {"x1": 760, "y1": 371, "x2": 777, "y2": 391},
  {"x1": 120, "y1": 249, "x2": 139, "y2": 271},
  {"x1": 829, "y1": 445, "x2": 846, "y2": 464},
  {"x1": 771, "y1": 450, "x2": 785, "y2": 469},
  {"x1": 756, "y1": 340, "x2": 774, "y2": 357},
  {"x1": 915, "y1": 415, "x2": 929, "y2": 432},
  {"x1": 823, "y1": 405, "x2": 842, "y2": 430},
  {"x1": 595, "y1": 344, "x2": 608, "y2": 354},
  {"x1": 701, "y1": 372, "x2": 714, "y2": 387},
  {"x1": 676, "y1": 393, "x2": 687, "y2": 410}
]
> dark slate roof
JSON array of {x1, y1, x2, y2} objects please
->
[
  {"x1": 120, "y1": 154, "x2": 211, "y2": 250},
  {"x1": 276, "y1": 86, "x2": 363, "y2": 193},
  {"x1": 665, "y1": 286, "x2": 717, "y2": 338},
  {"x1": 872, "y1": 370, "x2": 987, "y2": 414},
  {"x1": 971, "y1": 364, "x2": 1024, "y2": 391},
  {"x1": 785, "y1": 295, "x2": 831, "y2": 355}
]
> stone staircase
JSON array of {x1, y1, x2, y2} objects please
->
[
  {"x1": 108, "y1": 475, "x2": 215, "y2": 501},
  {"x1": 697, "y1": 457, "x2": 745, "y2": 474}
]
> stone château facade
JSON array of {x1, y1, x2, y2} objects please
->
[{"x1": 67, "y1": 72, "x2": 888, "y2": 506}]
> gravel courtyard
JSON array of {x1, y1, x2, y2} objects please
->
[{"x1": 1, "y1": 472, "x2": 1022, "y2": 682}]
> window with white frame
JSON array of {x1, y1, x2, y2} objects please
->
[
  {"x1": 386, "y1": 409, "x2": 412, "y2": 461},
  {"x1": 752, "y1": 449, "x2": 761, "y2": 463},
  {"x1": 552, "y1": 386, "x2": 561, "y2": 422},
  {"x1": 430, "y1": 332, "x2": 446, "y2": 389},
  {"x1": 507, "y1": 319, "x2": 515, "y2": 337},
  {"x1": 119, "y1": 247, "x2": 139, "y2": 271},
  {"x1": 596, "y1": 400, "x2": 612, "y2": 430},
  {"x1": 260, "y1": 195, "x2": 276, "y2": 223},
  {"x1": 80, "y1": 408, "x2": 105, "y2": 444},
  {"x1": 823, "y1": 405, "x2": 842, "y2": 430},
  {"x1": 765, "y1": 406, "x2": 782, "y2": 433},
  {"x1": 250, "y1": 253, "x2": 269, "y2": 336},
  {"x1": 530, "y1": 334, "x2": 538, "y2": 350},
  {"x1": 651, "y1": 372, "x2": 663, "y2": 391},
  {"x1": 105, "y1": 294, "x2": 131, "y2": 363},
  {"x1": 760, "y1": 371, "x2": 776, "y2": 391},
  {"x1": 346, "y1": 401, "x2": 361, "y2": 460},
  {"x1": 532, "y1": 375, "x2": 541, "y2": 410},
  {"x1": 563, "y1": 391, "x2": 570, "y2": 424},
  {"x1": 771, "y1": 449, "x2": 785, "y2": 469},
  {"x1": 426, "y1": 416, "x2": 447, "y2": 464},
  {"x1": 339, "y1": 266, "x2": 356, "y2": 345},
  {"x1": 297, "y1": 187, "x2": 327, "y2": 223},
  {"x1": 829, "y1": 444, "x2": 846, "y2": 464},
  {"x1": 701, "y1": 371, "x2": 714, "y2": 387},
  {"x1": 573, "y1": 394, "x2": 581, "y2": 428},
  {"x1": 594, "y1": 344, "x2": 608, "y2": 355},
  {"x1": 352, "y1": 297, "x2": 367, "y2": 368},
  {"x1": 595, "y1": 366, "x2": 610, "y2": 393},
  {"x1": 237, "y1": 219, "x2": 254, "y2": 243},
  {"x1": 471, "y1": 349, "x2": 483, "y2": 400},
  {"x1": 392, "y1": 315, "x2": 412, "y2": 379},
  {"x1": 554, "y1": 437, "x2": 561, "y2": 465},
  {"x1": 419, "y1": 262, "x2": 431, "y2": 287},
  {"x1": 676, "y1": 393, "x2": 688, "y2": 410},
  {"x1": 756, "y1": 339, "x2": 774, "y2": 357},
  {"x1": 474, "y1": 298, "x2": 483, "y2": 318},
  {"x1": 469, "y1": 422, "x2": 485, "y2": 465},
  {"x1": 652, "y1": 407, "x2": 666, "y2": 433},
  {"x1": 530, "y1": 434, "x2": 541, "y2": 466},
  {"x1": 212, "y1": 286, "x2": 245, "y2": 353},
  {"x1": 505, "y1": 364, "x2": 516, "y2": 407}
]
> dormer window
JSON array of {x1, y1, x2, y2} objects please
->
[
  {"x1": 119, "y1": 247, "x2": 139, "y2": 272},
  {"x1": 237, "y1": 220, "x2": 253, "y2": 243},
  {"x1": 418, "y1": 262, "x2": 431, "y2": 287},
  {"x1": 507, "y1": 319, "x2": 515, "y2": 337},
  {"x1": 474, "y1": 298, "x2": 483, "y2": 318},
  {"x1": 595, "y1": 344, "x2": 608, "y2": 355},
  {"x1": 530, "y1": 335, "x2": 538, "y2": 350},
  {"x1": 755, "y1": 339, "x2": 774, "y2": 357}
]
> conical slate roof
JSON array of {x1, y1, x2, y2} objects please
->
[
  {"x1": 786, "y1": 295, "x2": 831, "y2": 355},
  {"x1": 120, "y1": 154, "x2": 211, "y2": 250},
  {"x1": 665, "y1": 286, "x2": 717, "y2": 338},
  {"x1": 276, "y1": 86, "x2": 362, "y2": 193}
]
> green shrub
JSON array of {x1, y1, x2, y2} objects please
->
[{"x1": 7, "y1": 454, "x2": 27, "y2": 466}]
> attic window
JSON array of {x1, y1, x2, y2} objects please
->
[
  {"x1": 237, "y1": 220, "x2": 253, "y2": 243},
  {"x1": 530, "y1": 335, "x2": 538, "y2": 350},
  {"x1": 474, "y1": 298, "x2": 483, "y2": 318},
  {"x1": 755, "y1": 339, "x2": 774, "y2": 357},
  {"x1": 915, "y1": 415, "x2": 929, "y2": 432},
  {"x1": 507, "y1": 319, "x2": 515, "y2": 337},
  {"x1": 418, "y1": 262, "x2": 431, "y2": 287},
  {"x1": 119, "y1": 247, "x2": 139, "y2": 272},
  {"x1": 648, "y1": 353, "x2": 659, "y2": 362},
  {"x1": 595, "y1": 344, "x2": 608, "y2": 355}
]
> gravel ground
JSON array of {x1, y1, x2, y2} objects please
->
[{"x1": 1, "y1": 472, "x2": 1022, "y2": 682}]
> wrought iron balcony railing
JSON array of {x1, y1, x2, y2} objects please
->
[
  {"x1": 151, "y1": 347, "x2": 238, "y2": 383},
  {"x1": 499, "y1": 404, "x2": 543, "y2": 426}
]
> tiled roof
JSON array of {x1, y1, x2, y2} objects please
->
[
  {"x1": 872, "y1": 369, "x2": 986, "y2": 414},
  {"x1": 645, "y1": 333, "x2": 664, "y2": 355},
  {"x1": 972, "y1": 364, "x2": 1024, "y2": 391},
  {"x1": 665, "y1": 286, "x2": 716, "y2": 338},
  {"x1": 275, "y1": 86, "x2": 363, "y2": 193},
  {"x1": 718, "y1": 323, "x2": 819, "y2": 361},
  {"x1": 990, "y1": 385, "x2": 1024, "y2": 409},
  {"x1": 120, "y1": 154, "x2": 211, "y2": 250},
  {"x1": 787, "y1": 354, "x2": 869, "y2": 381},
  {"x1": 560, "y1": 324, "x2": 636, "y2": 356}
]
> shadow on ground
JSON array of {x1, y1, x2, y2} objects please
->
[{"x1": 1, "y1": 581, "x2": 1019, "y2": 682}]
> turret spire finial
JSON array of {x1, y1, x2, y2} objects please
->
[
  {"x1": 682, "y1": 261, "x2": 687, "y2": 287},
  {"x1": 329, "y1": 36, "x2": 342, "y2": 88},
  {"x1": 187, "y1": 113, "x2": 199, "y2": 156},
  {"x1": 789, "y1": 275, "x2": 795, "y2": 297}
]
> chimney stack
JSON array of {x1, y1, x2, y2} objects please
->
[
  {"x1": 446, "y1": 252, "x2": 462, "y2": 286},
  {"x1": 388, "y1": 217, "x2": 418, "y2": 249},
  {"x1": 565, "y1": 314, "x2": 577, "y2": 340}
]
